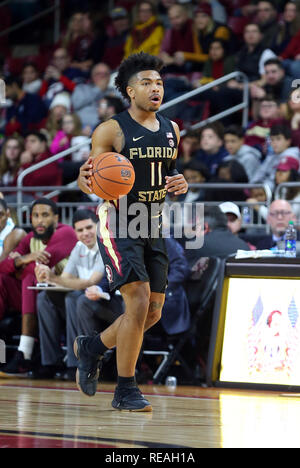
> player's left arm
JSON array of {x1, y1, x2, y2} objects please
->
[{"x1": 165, "y1": 121, "x2": 188, "y2": 196}]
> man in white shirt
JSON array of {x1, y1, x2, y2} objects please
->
[{"x1": 35, "y1": 209, "x2": 123, "y2": 380}]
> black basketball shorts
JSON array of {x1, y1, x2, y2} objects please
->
[{"x1": 97, "y1": 202, "x2": 169, "y2": 294}]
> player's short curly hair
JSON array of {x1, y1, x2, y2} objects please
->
[{"x1": 115, "y1": 52, "x2": 164, "y2": 102}]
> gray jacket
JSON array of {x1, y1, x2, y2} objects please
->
[{"x1": 225, "y1": 144, "x2": 262, "y2": 179}]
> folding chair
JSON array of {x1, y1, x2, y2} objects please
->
[{"x1": 143, "y1": 257, "x2": 223, "y2": 384}]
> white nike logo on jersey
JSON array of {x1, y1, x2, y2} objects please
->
[{"x1": 133, "y1": 136, "x2": 144, "y2": 141}]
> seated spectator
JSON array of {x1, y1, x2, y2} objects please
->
[
  {"x1": 229, "y1": 23, "x2": 276, "y2": 85},
  {"x1": 255, "y1": 0, "x2": 279, "y2": 48},
  {"x1": 71, "y1": 62, "x2": 117, "y2": 129},
  {"x1": 275, "y1": 157, "x2": 300, "y2": 221},
  {"x1": 34, "y1": 209, "x2": 123, "y2": 380},
  {"x1": 0, "y1": 198, "x2": 26, "y2": 263},
  {"x1": 250, "y1": 59, "x2": 294, "y2": 107},
  {"x1": 184, "y1": 205, "x2": 250, "y2": 266},
  {"x1": 251, "y1": 124, "x2": 300, "y2": 192},
  {"x1": 0, "y1": 136, "x2": 24, "y2": 188},
  {"x1": 176, "y1": 130, "x2": 201, "y2": 173},
  {"x1": 206, "y1": 159, "x2": 249, "y2": 202},
  {"x1": 157, "y1": 0, "x2": 177, "y2": 28},
  {"x1": 0, "y1": 198, "x2": 77, "y2": 377},
  {"x1": 281, "y1": 87, "x2": 300, "y2": 147},
  {"x1": 39, "y1": 48, "x2": 87, "y2": 107},
  {"x1": 182, "y1": 3, "x2": 232, "y2": 68},
  {"x1": 21, "y1": 63, "x2": 42, "y2": 95},
  {"x1": 271, "y1": 1, "x2": 300, "y2": 55},
  {"x1": 244, "y1": 96, "x2": 286, "y2": 154},
  {"x1": 254, "y1": 199, "x2": 298, "y2": 250},
  {"x1": 102, "y1": 7, "x2": 131, "y2": 71},
  {"x1": 223, "y1": 125, "x2": 262, "y2": 179},
  {"x1": 4, "y1": 75, "x2": 48, "y2": 136},
  {"x1": 44, "y1": 92, "x2": 72, "y2": 141},
  {"x1": 60, "y1": 12, "x2": 94, "y2": 72},
  {"x1": 17, "y1": 131, "x2": 62, "y2": 194},
  {"x1": 159, "y1": 3, "x2": 195, "y2": 74},
  {"x1": 178, "y1": 160, "x2": 209, "y2": 203},
  {"x1": 194, "y1": 123, "x2": 228, "y2": 175},
  {"x1": 194, "y1": 39, "x2": 236, "y2": 86},
  {"x1": 279, "y1": 22, "x2": 300, "y2": 78},
  {"x1": 124, "y1": 1, "x2": 164, "y2": 58},
  {"x1": 97, "y1": 96, "x2": 126, "y2": 126},
  {"x1": 219, "y1": 201, "x2": 257, "y2": 250}
]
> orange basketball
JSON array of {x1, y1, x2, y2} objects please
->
[{"x1": 90, "y1": 152, "x2": 135, "y2": 200}]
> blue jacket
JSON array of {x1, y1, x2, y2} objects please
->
[
  {"x1": 195, "y1": 146, "x2": 229, "y2": 175},
  {"x1": 161, "y1": 237, "x2": 191, "y2": 335}
]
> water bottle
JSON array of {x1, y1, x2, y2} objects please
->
[
  {"x1": 165, "y1": 376, "x2": 177, "y2": 389},
  {"x1": 285, "y1": 221, "x2": 297, "y2": 258}
]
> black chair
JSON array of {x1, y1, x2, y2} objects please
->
[{"x1": 142, "y1": 257, "x2": 223, "y2": 384}]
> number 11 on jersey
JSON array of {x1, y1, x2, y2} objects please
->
[{"x1": 150, "y1": 161, "x2": 162, "y2": 187}]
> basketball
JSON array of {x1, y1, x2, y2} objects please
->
[{"x1": 90, "y1": 152, "x2": 135, "y2": 200}]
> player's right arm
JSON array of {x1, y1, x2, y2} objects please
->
[{"x1": 77, "y1": 119, "x2": 125, "y2": 194}]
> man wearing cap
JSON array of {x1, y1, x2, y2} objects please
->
[{"x1": 0, "y1": 198, "x2": 77, "y2": 377}]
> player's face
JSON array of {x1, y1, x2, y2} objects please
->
[
  {"x1": 74, "y1": 219, "x2": 97, "y2": 249},
  {"x1": 128, "y1": 70, "x2": 164, "y2": 112}
]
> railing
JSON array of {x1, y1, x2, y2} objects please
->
[
  {"x1": 0, "y1": 0, "x2": 61, "y2": 43},
  {"x1": 0, "y1": 182, "x2": 270, "y2": 229}
]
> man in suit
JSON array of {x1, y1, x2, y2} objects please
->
[{"x1": 255, "y1": 199, "x2": 298, "y2": 250}]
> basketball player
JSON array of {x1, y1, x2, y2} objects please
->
[{"x1": 76, "y1": 52, "x2": 188, "y2": 411}]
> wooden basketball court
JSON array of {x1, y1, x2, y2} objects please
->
[{"x1": 1, "y1": 379, "x2": 300, "y2": 448}]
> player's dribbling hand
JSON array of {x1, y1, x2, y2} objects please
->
[
  {"x1": 165, "y1": 174, "x2": 188, "y2": 196},
  {"x1": 78, "y1": 157, "x2": 93, "y2": 193}
]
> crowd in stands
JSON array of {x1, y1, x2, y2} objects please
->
[{"x1": 1, "y1": 0, "x2": 300, "y2": 383}]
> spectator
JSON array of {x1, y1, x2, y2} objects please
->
[
  {"x1": 178, "y1": 160, "x2": 209, "y2": 202},
  {"x1": 4, "y1": 75, "x2": 48, "y2": 136},
  {"x1": 223, "y1": 125, "x2": 262, "y2": 179},
  {"x1": 102, "y1": 7, "x2": 130, "y2": 71},
  {"x1": 21, "y1": 63, "x2": 42, "y2": 95},
  {"x1": 255, "y1": 0, "x2": 279, "y2": 48},
  {"x1": 271, "y1": 1, "x2": 300, "y2": 55},
  {"x1": 250, "y1": 58, "x2": 294, "y2": 105},
  {"x1": 50, "y1": 112, "x2": 90, "y2": 184},
  {"x1": 244, "y1": 96, "x2": 286, "y2": 154},
  {"x1": 124, "y1": 1, "x2": 164, "y2": 58},
  {"x1": 194, "y1": 39, "x2": 236, "y2": 86},
  {"x1": 71, "y1": 62, "x2": 117, "y2": 128},
  {"x1": 254, "y1": 199, "x2": 298, "y2": 249},
  {"x1": 159, "y1": 3, "x2": 195, "y2": 73},
  {"x1": 251, "y1": 124, "x2": 300, "y2": 192},
  {"x1": 184, "y1": 205, "x2": 250, "y2": 266},
  {"x1": 0, "y1": 198, "x2": 26, "y2": 263},
  {"x1": 274, "y1": 157, "x2": 300, "y2": 221},
  {"x1": 39, "y1": 48, "x2": 86, "y2": 107},
  {"x1": 35, "y1": 209, "x2": 123, "y2": 380},
  {"x1": 176, "y1": 130, "x2": 201, "y2": 173},
  {"x1": 279, "y1": 15, "x2": 300, "y2": 78},
  {"x1": 157, "y1": 0, "x2": 177, "y2": 28},
  {"x1": 195, "y1": 123, "x2": 228, "y2": 175},
  {"x1": 44, "y1": 92, "x2": 72, "y2": 141},
  {"x1": 281, "y1": 87, "x2": 300, "y2": 147},
  {"x1": 0, "y1": 198, "x2": 77, "y2": 376},
  {"x1": 219, "y1": 201, "x2": 257, "y2": 250},
  {"x1": 60, "y1": 12, "x2": 93, "y2": 68},
  {"x1": 206, "y1": 158, "x2": 249, "y2": 202},
  {"x1": 0, "y1": 136, "x2": 24, "y2": 188},
  {"x1": 231, "y1": 23, "x2": 276, "y2": 84},
  {"x1": 96, "y1": 96, "x2": 126, "y2": 127}
]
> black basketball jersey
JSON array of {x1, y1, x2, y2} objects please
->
[{"x1": 112, "y1": 110, "x2": 178, "y2": 211}]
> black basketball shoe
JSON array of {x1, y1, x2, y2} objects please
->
[
  {"x1": 112, "y1": 385, "x2": 153, "y2": 412},
  {"x1": 73, "y1": 336, "x2": 103, "y2": 397}
]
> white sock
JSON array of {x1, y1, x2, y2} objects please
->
[{"x1": 18, "y1": 336, "x2": 35, "y2": 360}]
